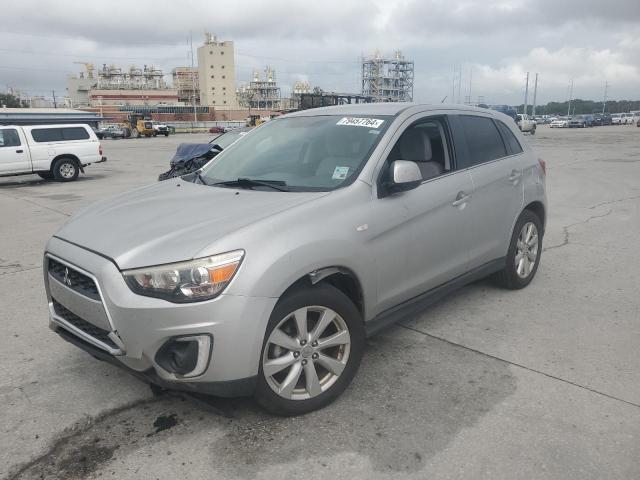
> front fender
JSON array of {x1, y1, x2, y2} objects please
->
[{"x1": 226, "y1": 237, "x2": 376, "y2": 320}]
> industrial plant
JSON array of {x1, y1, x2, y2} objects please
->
[
  {"x1": 237, "y1": 67, "x2": 282, "y2": 110},
  {"x1": 45, "y1": 34, "x2": 417, "y2": 123},
  {"x1": 361, "y1": 51, "x2": 415, "y2": 102}
]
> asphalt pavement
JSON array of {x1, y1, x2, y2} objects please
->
[{"x1": 1, "y1": 126, "x2": 639, "y2": 479}]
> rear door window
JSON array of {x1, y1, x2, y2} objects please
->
[
  {"x1": 0, "y1": 129, "x2": 21, "y2": 147},
  {"x1": 458, "y1": 115, "x2": 507, "y2": 167}
]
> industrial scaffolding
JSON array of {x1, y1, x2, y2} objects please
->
[
  {"x1": 237, "y1": 67, "x2": 281, "y2": 110},
  {"x1": 361, "y1": 51, "x2": 414, "y2": 102},
  {"x1": 97, "y1": 64, "x2": 168, "y2": 90},
  {"x1": 171, "y1": 67, "x2": 199, "y2": 105}
]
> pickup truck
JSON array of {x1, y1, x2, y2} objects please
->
[
  {"x1": 152, "y1": 122, "x2": 170, "y2": 137},
  {"x1": 0, "y1": 124, "x2": 106, "y2": 182},
  {"x1": 516, "y1": 114, "x2": 536, "y2": 134}
]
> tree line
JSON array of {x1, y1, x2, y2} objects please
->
[{"x1": 517, "y1": 99, "x2": 640, "y2": 116}]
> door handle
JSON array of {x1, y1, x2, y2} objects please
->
[
  {"x1": 16, "y1": 149, "x2": 23, "y2": 153},
  {"x1": 452, "y1": 191, "x2": 471, "y2": 207},
  {"x1": 508, "y1": 169, "x2": 522, "y2": 182}
]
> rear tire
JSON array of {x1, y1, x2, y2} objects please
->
[
  {"x1": 493, "y1": 210, "x2": 543, "y2": 290},
  {"x1": 52, "y1": 157, "x2": 79, "y2": 182},
  {"x1": 255, "y1": 283, "x2": 364, "y2": 416}
]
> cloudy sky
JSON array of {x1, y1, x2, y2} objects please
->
[{"x1": 2, "y1": 0, "x2": 639, "y2": 105}]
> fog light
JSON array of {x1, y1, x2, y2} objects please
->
[{"x1": 155, "y1": 334, "x2": 212, "y2": 378}]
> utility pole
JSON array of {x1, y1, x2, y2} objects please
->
[
  {"x1": 602, "y1": 80, "x2": 608, "y2": 114},
  {"x1": 468, "y1": 66, "x2": 472, "y2": 105},
  {"x1": 523, "y1": 72, "x2": 529, "y2": 116},
  {"x1": 451, "y1": 65, "x2": 455, "y2": 104},
  {"x1": 190, "y1": 32, "x2": 197, "y2": 124},
  {"x1": 567, "y1": 78, "x2": 574, "y2": 116},
  {"x1": 52, "y1": 90, "x2": 57, "y2": 109},
  {"x1": 531, "y1": 73, "x2": 539, "y2": 117}
]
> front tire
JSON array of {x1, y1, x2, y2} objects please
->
[
  {"x1": 52, "y1": 157, "x2": 79, "y2": 182},
  {"x1": 255, "y1": 283, "x2": 364, "y2": 416},
  {"x1": 493, "y1": 210, "x2": 543, "y2": 289}
]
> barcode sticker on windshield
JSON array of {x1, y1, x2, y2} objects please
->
[
  {"x1": 337, "y1": 117, "x2": 385, "y2": 128},
  {"x1": 332, "y1": 166, "x2": 350, "y2": 180}
]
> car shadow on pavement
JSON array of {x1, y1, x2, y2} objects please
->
[{"x1": 8, "y1": 316, "x2": 516, "y2": 480}]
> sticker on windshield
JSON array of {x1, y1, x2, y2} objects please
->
[
  {"x1": 332, "y1": 166, "x2": 350, "y2": 180},
  {"x1": 337, "y1": 117, "x2": 385, "y2": 128}
]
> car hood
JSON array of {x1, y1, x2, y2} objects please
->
[{"x1": 55, "y1": 179, "x2": 327, "y2": 269}]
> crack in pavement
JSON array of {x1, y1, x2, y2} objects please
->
[
  {"x1": 587, "y1": 194, "x2": 640, "y2": 210},
  {"x1": 0, "y1": 266, "x2": 42, "y2": 276},
  {"x1": 544, "y1": 208, "x2": 612, "y2": 251},
  {"x1": 399, "y1": 323, "x2": 640, "y2": 410}
]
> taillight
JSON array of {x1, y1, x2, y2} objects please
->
[
  {"x1": 99, "y1": 144, "x2": 103, "y2": 156},
  {"x1": 538, "y1": 158, "x2": 546, "y2": 175}
]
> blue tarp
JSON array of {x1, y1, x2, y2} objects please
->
[{"x1": 170, "y1": 143, "x2": 215, "y2": 166}]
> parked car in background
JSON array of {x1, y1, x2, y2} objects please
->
[
  {"x1": 209, "y1": 126, "x2": 225, "y2": 134},
  {"x1": 621, "y1": 113, "x2": 634, "y2": 125},
  {"x1": 568, "y1": 116, "x2": 586, "y2": 128},
  {"x1": 550, "y1": 117, "x2": 569, "y2": 128},
  {"x1": 158, "y1": 127, "x2": 253, "y2": 180},
  {"x1": 489, "y1": 105, "x2": 517, "y2": 122},
  {"x1": 611, "y1": 114, "x2": 623, "y2": 125},
  {"x1": 152, "y1": 122, "x2": 170, "y2": 137},
  {"x1": 582, "y1": 114, "x2": 595, "y2": 127},
  {"x1": 100, "y1": 124, "x2": 126, "y2": 139},
  {"x1": 516, "y1": 114, "x2": 536, "y2": 134},
  {"x1": 44, "y1": 104, "x2": 547, "y2": 415},
  {"x1": 0, "y1": 124, "x2": 105, "y2": 181},
  {"x1": 92, "y1": 127, "x2": 105, "y2": 139}
]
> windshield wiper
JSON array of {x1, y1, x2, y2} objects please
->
[
  {"x1": 212, "y1": 178, "x2": 289, "y2": 192},
  {"x1": 194, "y1": 171, "x2": 209, "y2": 185}
]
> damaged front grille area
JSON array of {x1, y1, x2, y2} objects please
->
[{"x1": 52, "y1": 298, "x2": 118, "y2": 350}]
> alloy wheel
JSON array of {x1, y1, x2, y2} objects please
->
[
  {"x1": 262, "y1": 306, "x2": 351, "y2": 400},
  {"x1": 515, "y1": 222, "x2": 539, "y2": 278},
  {"x1": 59, "y1": 163, "x2": 76, "y2": 179}
]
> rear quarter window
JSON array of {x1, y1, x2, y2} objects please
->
[
  {"x1": 495, "y1": 120, "x2": 523, "y2": 155},
  {"x1": 31, "y1": 127, "x2": 90, "y2": 142},
  {"x1": 459, "y1": 115, "x2": 507, "y2": 167}
]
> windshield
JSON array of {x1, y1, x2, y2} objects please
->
[
  {"x1": 211, "y1": 129, "x2": 249, "y2": 149},
  {"x1": 201, "y1": 115, "x2": 391, "y2": 191}
]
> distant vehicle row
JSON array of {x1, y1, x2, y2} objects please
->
[{"x1": 547, "y1": 112, "x2": 640, "y2": 128}]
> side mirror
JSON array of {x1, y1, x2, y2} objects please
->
[{"x1": 384, "y1": 160, "x2": 422, "y2": 195}]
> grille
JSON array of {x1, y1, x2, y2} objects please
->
[
  {"x1": 48, "y1": 258, "x2": 100, "y2": 301},
  {"x1": 52, "y1": 298, "x2": 118, "y2": 350}
]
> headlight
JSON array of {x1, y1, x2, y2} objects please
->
[{"x1": 122, "y1": 250, "x2": 244, "y2": 303}]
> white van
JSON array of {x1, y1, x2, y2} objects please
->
[{"x1": 0, "y1": 124, "x2": 105, "y2": 181}]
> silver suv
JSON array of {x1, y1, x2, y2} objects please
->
[{"x1": 44, "y1": 104, "x2": 546, "y2": 415}]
